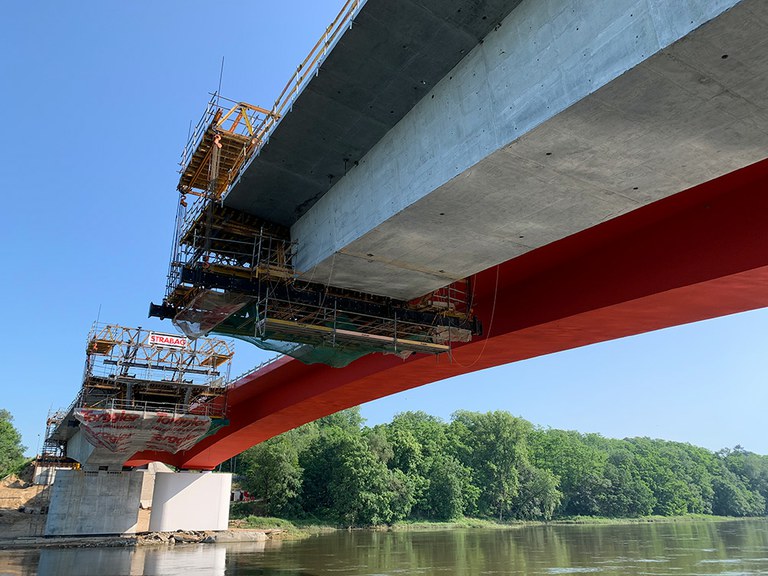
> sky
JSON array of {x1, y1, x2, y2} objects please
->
[{"x1": 1, "y1": 1, "x2": 766, "y2": 458}]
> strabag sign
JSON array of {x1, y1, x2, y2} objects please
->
[{"x1": 148, "y1": 332, "x2": 188, "y2": 349}]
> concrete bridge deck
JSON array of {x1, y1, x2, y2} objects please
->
[{"x1": 223, "y1": 0, "x2": 767, "y2": 300}]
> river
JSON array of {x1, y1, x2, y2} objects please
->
[{"x1": 2, "y1": 519, "x2": 767, "y2": 575}]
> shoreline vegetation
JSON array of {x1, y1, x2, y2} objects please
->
[
  {"x1": 228, "y1": 408, "x2": 768, "y2": 527},
  {"x1": 1, "y1": 515, "x2": 760, "y2": 551},
  {"x1": 233, "y1": 513, "x2": 763, "y2": 539},
  {"x1": 3, "y1": 406, "x2": 768, "y2": 550}
]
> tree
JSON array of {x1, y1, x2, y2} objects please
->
[
  {"x1": 601, "y1": 448, "x2": 655, "y2": 517},
  {"x1": 627, "y1": 438, "x2": 716, "y2": 516},
  {"x1": 514, "y1": 466, "x2": 562, "y2": 520},
  {"x1": 240, "y1": 434, "x2": 303, "y2": 516},
  {"x1": 719, "y1": 446, "x2": 768, "y2": 514},
  {"x1": 529, "y1": 429, "x2": 608, "y2": 516},
  {"x1": 450, "y1": 411, "x2": 532, "y2": 520},
  {"x1": 711, "y1": 468, "x2": 766, "y2": 516},
  {"x1": 301, "y1": 415, "x2": 415, "y2": 525},
  {"x1": 317, "y1": 407, "x2": 365, "y2": 433},
  {"x1": 0, "y1": 409, "x2": 26, "y2": 479},
  {"x1": 383, "y1": 411, "x2": 458, "y2": 518},
  {"x1": 425, "y1": 453, "x2": 478, "y2": 520}
]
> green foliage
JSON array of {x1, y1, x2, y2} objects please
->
[
  {"x1": 0, "y1": 409, "x2": 26, "y2": 479},
  {"x1": 240, "y1": 433, "x2": 303, "y2": 517},
  {"x1": 450, "y1": 411, "x2": 531, "y2": 520},
  {"x1": 512, "y1": 466, "x2": 562, "y2": 520},
  {"x1": 425, "y1": 454, "x2": 478, "y2": 520},
  {"x1": 716, "y1": 447, "x2": 768, "y2": 515},
  {"x1": 233, "y1": 407, "x2": 768, "y2": 526},
  {"x1": 238, "y1": 515, "x2": 298, "y2": 530},
  {"x1": 530, "y1": 429, "x2": 607, "y2": 516},
  {"x1": 601, "y1": 449, "x2": 655, "y2": 517},
  {"x1": 300, "y1": 410, "x2": 417, "y2": 525}
]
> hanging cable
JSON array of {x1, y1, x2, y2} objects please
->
[{"x1": 449, "y1": 265, "x2": 500, "y2": 369}]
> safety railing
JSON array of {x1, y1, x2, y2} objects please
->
[
  {"x1": 269, "y1": 0, "x2": 363, "y2": 121},
  {"x1": 179, "y1": 0, "x2": 364, "y2": 195},
  {"x1": 230, "y1": 352, "x2": 292, "y2": 384},
  {"x1": 181, "y1": 98, "x2": 218, "y2": 171},
  {"x1": 85, "y1": 397, "x2": 226, "y2": 418}
]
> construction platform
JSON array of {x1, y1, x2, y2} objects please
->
[
  {"x1": 149, "y1": 0, "x2": 482, "y2": 367},
  {"x1": 45, "y1": 324, "x2": 234, "y2": 468}
]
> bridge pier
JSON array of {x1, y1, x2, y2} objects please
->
[
  {"x1": 44, "y1": 469, "x2": 231, "y2": 536},
  {"x1": 148, "y1": 471, "x2": 231, "y2": 532},
  {"x1": 45, "y1": 470, "x2": 150, "y2": 536}
]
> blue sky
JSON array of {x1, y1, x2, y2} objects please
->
[{"x1": 2, "y1": 1, "x2": 766, "y2": 457}]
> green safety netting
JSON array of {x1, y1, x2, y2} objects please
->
[{"x1": 175, "y1": 290, "x2": 421, "y2": 368}]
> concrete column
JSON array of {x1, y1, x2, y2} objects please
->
[{"x1": 148, "y1": 471, "x2": 232, "y2": 532}]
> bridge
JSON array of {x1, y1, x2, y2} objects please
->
[
  {"x1": 132, "y1": 158, "x2": 768, "y2": 470},
  {"x1": 141, "y1": 0, "x2": 768, "y2": 467},
  {"x1": 42, "y1": 0, "x2": 768, "y2": 535}
]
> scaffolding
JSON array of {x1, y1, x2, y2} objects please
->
[
  {"x1": 155, "y1": 220, "x2": 481, "y2": 366},
  {"x1": 39, "y1": 411, "x2": 67, "y2": 462},
  {"x1": 160, "y1": 126, "x2": 480, "y2": 366},
  {"x1": 178, "y1": 96, "x2": 280, "y2": 200},
  {"x1": 77, "y1": 323, "x2": 232, "y2": 418},
  {"x1": 39, "y1": 324, "x2": 235, "y2": 464},
  {"x1": 150, "y1": 0, "x2": 481, "y2": 367}
]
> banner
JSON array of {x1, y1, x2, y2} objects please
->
[
  {"x1": 148, "y1": 332, "x2": 188, "y2": 349},
  {"x1": 74, "y1": 409, "x2": 211, "y2": 454}
]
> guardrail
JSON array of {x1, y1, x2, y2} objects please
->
[
  {"x1": 180, "y1": 0, "x2": 365, "y2": 192},
  {"x1": 85, "y1": 397, "x2": 225, "y2": 418},
  {"x1": 231, "y1": 352, "x2": 291, "y2": 384}
]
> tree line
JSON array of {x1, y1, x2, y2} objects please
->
[
  {"x1": 235, "y1": 408, "x2": 768, "y2": 526},
  {"x1": 0, "y1": 409, "x2": 27, "y2": 479}
]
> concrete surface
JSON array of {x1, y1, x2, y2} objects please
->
[
  {"x1": 45, "y1": 470, "x2": 149, "y2": 536},
  {"x1": 148, "y1": 472, "x2": 231, "y2": 532},
  {"x1": 32, "y1": 466, "x2": 69, "y2": 486},
  {"x1": 289, "y1": 0, "x2": 768, "y2": 299},
  {"x1": 225, "y1": 0, "x2": 525, "y2": 225}
]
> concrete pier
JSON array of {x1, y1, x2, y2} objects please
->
[
  {"x1": 45, "y1": 470, "x2": 149, "y2": 536},
  {"x1": 44, "y1": 470, "x2": 232, "y2": 536},
  {"x1": 149, "y1": 472, "x2": 231, "y2": 532}
]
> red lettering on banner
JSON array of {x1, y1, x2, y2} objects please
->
[
  {"x1": 75, "y1": 408, "x2": 211, "y2": 454},
  {"x1": 148, "y1": 333, "x2": 188, "y2": 348}
]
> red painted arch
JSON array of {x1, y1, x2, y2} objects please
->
[{"x1": 128, "y1": 158, "x2": 768, "y2": 469}]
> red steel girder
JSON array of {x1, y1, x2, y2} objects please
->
[{"x1": 127, "y1": 157, "x2": 768, "y2": 469}]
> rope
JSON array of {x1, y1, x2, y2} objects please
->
[{"x1": 448, "y1": 265, "x2": 500, "y2": 369}]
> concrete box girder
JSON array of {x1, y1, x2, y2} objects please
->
[
  {"x1": 289, "y1": 0, "x2": 768, "y2": 299},
  {"x1": 224, "y1": 0, "x2": 525, "y2": 225}
]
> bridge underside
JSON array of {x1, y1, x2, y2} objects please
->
[
  {"x1": 224, "y1": 0, "x2": 526, "y2": 225},
  {"x1": 129, "y1": 158, "x2": 768, "y2": 469},
  {"x1": 290, "y1": 0, "x2": 768, "y2": 299}
]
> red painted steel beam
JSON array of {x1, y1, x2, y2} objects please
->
[{"x1": 127, "y1": 158, "x2": 768, "y2": 469}]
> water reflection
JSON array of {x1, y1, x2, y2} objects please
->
[{"x1": 1, "y1": 519, "x2": 767, "y2": 575}]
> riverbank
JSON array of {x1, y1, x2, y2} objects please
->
[
  {"x1": 0, "y1": 513, "x2": 756, "y2": 550},
  {"x1": 235, "y1": 513, "x2": 756, "y2": 535},
  {"x1": 0, "y1": 528, "x2": 282, "y2": 551},
  {"x1": 5, "y1": 516, "x2": 767, "y2": 575}
]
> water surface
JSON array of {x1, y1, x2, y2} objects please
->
[{"x1": 2, "y1": 519, "x2": 767, "y2": 575}]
